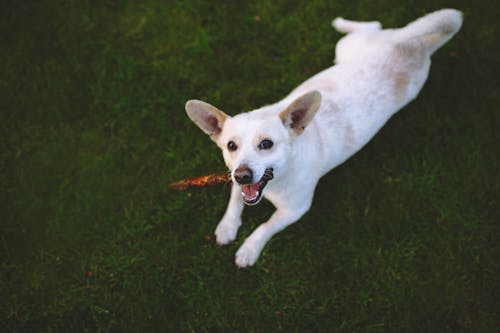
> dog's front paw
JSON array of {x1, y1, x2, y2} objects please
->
[
  {"x1": 235, "y1": 240, "x2": 264, "y2": 268},
  {"x1": 214, "y1": 220, "x2": 240, "y2": 245}
]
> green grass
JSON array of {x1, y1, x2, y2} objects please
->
[{"x1": 1, "y1": 0, "x2": 498, "y2": 332}]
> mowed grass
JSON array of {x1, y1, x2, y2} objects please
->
[{"x1": 1, "y1": 0, "x2": 498, "y2": 332}]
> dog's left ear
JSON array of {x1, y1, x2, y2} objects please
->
[
  {"x1": 185, "y1": 100, "x2": 229, "y2": 141},
  {"x1": 279, "y1": 90, "x2": 322, "y2": 135}
]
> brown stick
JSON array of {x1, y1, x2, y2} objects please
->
[{"x1": 169, "y1": 172, "x2": 232, "y2": 190}]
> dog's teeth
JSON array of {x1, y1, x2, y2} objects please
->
[{"x1": 241, "y1": 190, "x2": 259, "y2": 201}]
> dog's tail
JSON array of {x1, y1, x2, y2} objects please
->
[
  {"x1": 332, "y1": 17, "x2": 382, "y2": 34},
  {"x1": 396, "y1": 9, "x2": 463, "y2": 54}
]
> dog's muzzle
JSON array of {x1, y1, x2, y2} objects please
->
[{"x1": 234, "y1": 167, "x2": 273, "y2": 205}]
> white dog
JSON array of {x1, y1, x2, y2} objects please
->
[{"x1": 185, "y1": 9, "x2": 462, "y2": 267}]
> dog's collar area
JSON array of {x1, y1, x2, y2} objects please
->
[{"x1": 239, "y1": 168, "x2": 273, "y2": 205}]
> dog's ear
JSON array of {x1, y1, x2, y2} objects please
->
[
  {"x1": 279, "y1": 90, "x2": 322, "y2": 135},
  {"x1": 185, "y1": 100, "x2": 229, "y2": 141}
]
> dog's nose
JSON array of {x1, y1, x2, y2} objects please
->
[{"x1": 234, "y1": 165, "x2": 253, "y2": 184}]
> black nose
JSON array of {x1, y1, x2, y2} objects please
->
[{"x1": 234, "y1": 165, "x2": 253, "y2": 184}]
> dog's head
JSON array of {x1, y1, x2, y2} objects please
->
[{"x1": 185, "y1": 90, "x2": 321, "y2": 205}]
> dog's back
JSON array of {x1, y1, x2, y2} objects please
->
[{"x1": 286, "y1": 9, "x2": 463, "y2": 174}]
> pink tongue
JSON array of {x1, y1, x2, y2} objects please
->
[{"x1": 242, "y1": 183, "x2": 259, "y2": 198}]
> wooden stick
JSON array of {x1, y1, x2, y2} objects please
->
[{"x1": 169, "y1": 172, "x2": 232, "y2": 190}]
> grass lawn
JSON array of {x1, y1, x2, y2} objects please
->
[{"x1": 1, "y1": 0, "x2": 498, "y2": 331}]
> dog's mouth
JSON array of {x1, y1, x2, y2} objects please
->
[{"x1": 240, "y1": 168, "x2": 274, "y2": 205}]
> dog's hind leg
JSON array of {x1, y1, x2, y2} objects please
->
[{"x1": 395, "y1": 9, "x2": 462, "y2": 54}]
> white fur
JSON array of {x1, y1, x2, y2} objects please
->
[{"x1": 185, "y1": 9, "x2": 462, "y2": 267}]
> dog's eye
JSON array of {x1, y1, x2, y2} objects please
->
[
  {"x1": 258, "y1": 139, "x2": 273, "y2": 150},
  {"x1": 227, "y1": 141, "x2": 238, "y2": 152}
]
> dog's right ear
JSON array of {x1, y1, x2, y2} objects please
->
[{"x1": 185, "y1": 100, "x2": 229, "y2": 141}]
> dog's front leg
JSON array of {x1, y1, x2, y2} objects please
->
[
  {"x1": 215, "y1": 184, "x2": 244, "y2": 245},
  {"x1": 235, "y1": 205, "x2": 309, "y2": 267}
]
